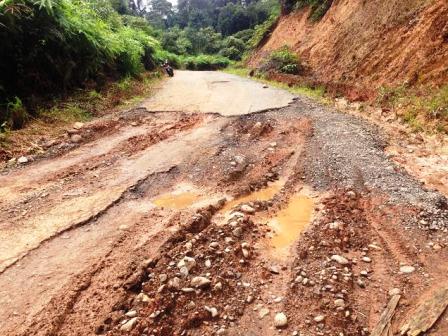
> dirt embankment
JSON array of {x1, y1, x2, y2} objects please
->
[{"x1": 249, "y1": 0, "x2": 448, "y2": 100}]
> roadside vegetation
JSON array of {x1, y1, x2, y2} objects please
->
[
  {"x1": 0, "y1": 72, "x2": 162, "y2": 158},
  {"x1": 154, "y1": 0, "x2": 280, "y2": 62},
  {"x1": 377, "y1": 84, "x2": 448, "y2": 133},
  {"x1": 258, "y1": 45, "x2": 302, "y2": 74},
  {"x1": 224, "y1": 65, "x2": 328, "y2": 103},
  {"x1": 0, "y1": 0, "x2": 279, "y2": 141},
  {"x1": 282, "y1": 0, "x2": 333, "y2": 21}
]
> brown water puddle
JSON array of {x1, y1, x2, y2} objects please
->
[
  {"x1": 268, "y1": 193, "x2": 314, "y2": 250},
  {"x1": 219, "y1": 180, "x2": 284, "y2": 214},
  {"x1": 153, "y1": 192, "x2": 202, "y2": 209},
  {"x1": 152, "y1": 184, "x2": 204, "y2": 209}
]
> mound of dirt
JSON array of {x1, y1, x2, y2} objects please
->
[{"x1": 249, "y1": 0, "x2": 448, "y2": 100}]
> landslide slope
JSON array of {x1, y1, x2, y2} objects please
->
[{"x1": 249, "y1": 0, "x2": 448, "y2": 98}]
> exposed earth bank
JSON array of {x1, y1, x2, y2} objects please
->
[
  {"x1": 0, "y1": 71, "x2": 447, "y2": 336},
  {"x1": 249, "y1": 0, "x2": 448, "y2": 100}
]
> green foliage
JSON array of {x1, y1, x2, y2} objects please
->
[
  {"x1": 259, "y1": 45, "x2": 302, "y2": 74},
  {"x1": 219, "y1": 36, "x2": 245, "y2": 60},
  {"x1": 0, "y1": 0, "x2": 163, "y2": 127},
  {"x1": 220, "y1": 46, "x2": 242, "y2": 61},
  {"x1": 182, "y1": 55, "x2": 231, "y2": 71},
  {"x1": 232, "y1": 29, "x2": 254, "y2": 43},
  {"x1": 223, "y1": 36, "x2": 245, "y2": 52},
  {"x1": 154, "y1": 49, "x2": 182, "y2": 68},
  {"x1": 6, "y1": 96, "x2": 28, "y2": 129},
  {"x1": 283, "y1": 0, "x2": 333, "y2": 21},
  {"x1": 422, "y1": 85, "x2": 448, "y2": 120},
  {"x1": 270, "y1": 46, "x2": 300, "y2": 66},
  {"x1": 378, "y1": 84, "x2": 448, "y2": 133},
  {"x1": 248, "y1": 11, "x2": 279, "y2": 49},
  {"x1": 280, "y1": 64, "x2": 300, "y2": 74},
  {"x1": 41, "y1": 103, "x2": 92, "y2": 123}
]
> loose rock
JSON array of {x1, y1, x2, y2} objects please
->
[
  {"x1": 331, "y1": 255, "x2": 349, "y2": 265},
  {"x1": 120, "y1": 317, "x2": 138, "y2": 331},
  {"x1": 274, "y1": 312, "x2": 288, "y2": 328},
  {"x1": 191, "y1": 276, "x2": 211, "y2": 288}
]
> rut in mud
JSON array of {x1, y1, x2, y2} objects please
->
[{"x1": 1, "y1": 72, "x2": 448, "y2": 336}]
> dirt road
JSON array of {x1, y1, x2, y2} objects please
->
[{"x1": 0, "y1": 71, "x2": 447, "y2": 336}]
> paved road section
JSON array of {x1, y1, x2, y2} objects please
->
[{"x1": 143, "y1": 70, "x2": 295, "y2": 116}]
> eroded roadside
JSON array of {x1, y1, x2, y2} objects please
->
[{"x1": 0, "y1": 74, "x2": 447, "y2": 336}]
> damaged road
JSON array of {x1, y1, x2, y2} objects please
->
[{"x1": 0, "y1": 71, "x2": 447, "y2": 336}]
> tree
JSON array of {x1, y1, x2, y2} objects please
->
[
  {"x1": 217, "y1": 3, "x2": 251, "y2": 36},
  {"x1": 146, "y1": 0, "x2": 173, "y2": 28}
]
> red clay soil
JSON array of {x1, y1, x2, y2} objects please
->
[{"x1": 249, "y1": 0, "x2": 448, "y2": 100}]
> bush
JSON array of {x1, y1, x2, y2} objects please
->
[
  {"x1": 259, "y1": 45, "x2": 302, "y2": 74},
  {"x1": 232, "y1": 29, "x2": 254, "y2": 43},
  {"x1": 154, "y1": 50, "x2": 182, "y2": 69},
  {"x1": 282, "y1": 0, "x2": 333, "y2": 21},
  {"x1": 270, "y1": 46, "x2": 300, "y2": 66},
  {"x1": 6, "y1": 97, "x2": 28, "y2": 130},
  {"x1": 280, "y1": 64, "x2": 300, "y2": 74},
  {"x1": 248, "y1": 12, "x2": 279, "y2": 49},
  {"x1": 0, "y1": 0, "x2": 162, "y2": 127},
  {"x1": 220, "y1": 46, "x2": 242, "y2": 61},
  {"x1": 182, "y1": 55, "x2": 231, "y2": 71}
]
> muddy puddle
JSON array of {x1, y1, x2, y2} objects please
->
[
  {"x1": 219, "y1": 179, "x2": 285, "y2": 214},
  {"x1": 152, "y1": 184, "x2": 204, "y2": 209},
  {"x1": 268, "y1": 194, "x2": 314, "y2": 250}
]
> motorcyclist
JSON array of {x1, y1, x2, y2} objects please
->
[{"x1": 162, "y1": 60, "x2": 174, "y2": 77}]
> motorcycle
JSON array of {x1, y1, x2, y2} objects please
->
[{"x1": 162, "y1": 64, "x2": 174, "y2": 77}]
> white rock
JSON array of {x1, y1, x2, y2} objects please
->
[
  {"x1": 259, "y1": 307, "x2": 270, "y2": 319},
  {"x1": 362, "y1": 257, "x2": 372, "y2": 263},
  {"x1": 389, "y1": 288, "x2": 401, "y2": 296},
  {"x1": 73, "y1": 122, "x2": 84, "y2": 129},
  {"x1": 368, "y1": 244, "x2": 382, "y2": 250},
  {"x1": 180, "y1": 266, "x2": 189, "y2": 277},
  {"x1": 177, "y1": 256, "x2": 196, "y2": 271},
  {"x1": 331, "y1": 255, "x2": 349, "y2": 265},
  {"x1": 120, "y1": 317, "x2": 138, "y2": 331},
  {"x1": 314, "y1": 315, "x2": 325, "y2": 323},
  {"x1": 70, "y1": 134, "x2": 82, "y2": 143},
  {"x1": 125, "y1": 310, "x2": 137, "y2": 318},
  {"x1": 241, "y1": 204, "x2": 255, "y2": 214},
  {"x1": 400, "y1": 265, "x2": 415, "y2": 274},
  {"x1": 136, "y1": 292, "x2": 150, "y2": 302},
  {"x1": 270, "y1": 265, "x2": 280, "y2": 274},
  {"x1": 274, "y1": 312, "x2": 288, "y2": 328},
  {"x1": 168, "y1": 277, "x2": 181, "y2": 289},
  {"x1": 205, "y1": 259, "x2": 212, "y2": 268},
  {"x1": 204, "y1": 306, "x2": 218, "y2": 317},
  {"x1": 334, "y1": 299, "x2": 345, "y2": 307},
  {"x1": 191, "y1": 276, "x2": 211, "y2": 288},
  {"x1": 17, "y1": 156, "x2": 28, "y2": 164}
]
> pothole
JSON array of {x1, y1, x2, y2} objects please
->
[
  {"x1": 152, "y1": 184, "x2": 204, "y2": 209},
  {"x1": 219, "y1": 179, "x2": 285, "y2": 215},
  {"x1": 268, "y1": 193, "x2": 314, "y2": 250}
]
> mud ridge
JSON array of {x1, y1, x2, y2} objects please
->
[{"x1": 0, "y1": 166, "x2": 176, "y2": 275}]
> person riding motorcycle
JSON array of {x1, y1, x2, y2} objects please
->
[{"x1": 162, "y1": 60, "x2": 174, "y2": 77}]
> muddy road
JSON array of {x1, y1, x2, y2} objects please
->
[{"x1": 1, "y1": 71, "x2": 447, "y2": 336}]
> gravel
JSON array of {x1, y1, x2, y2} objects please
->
[{"x1": 281, "y1": 98, "x2": 447, "y2": 209}]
